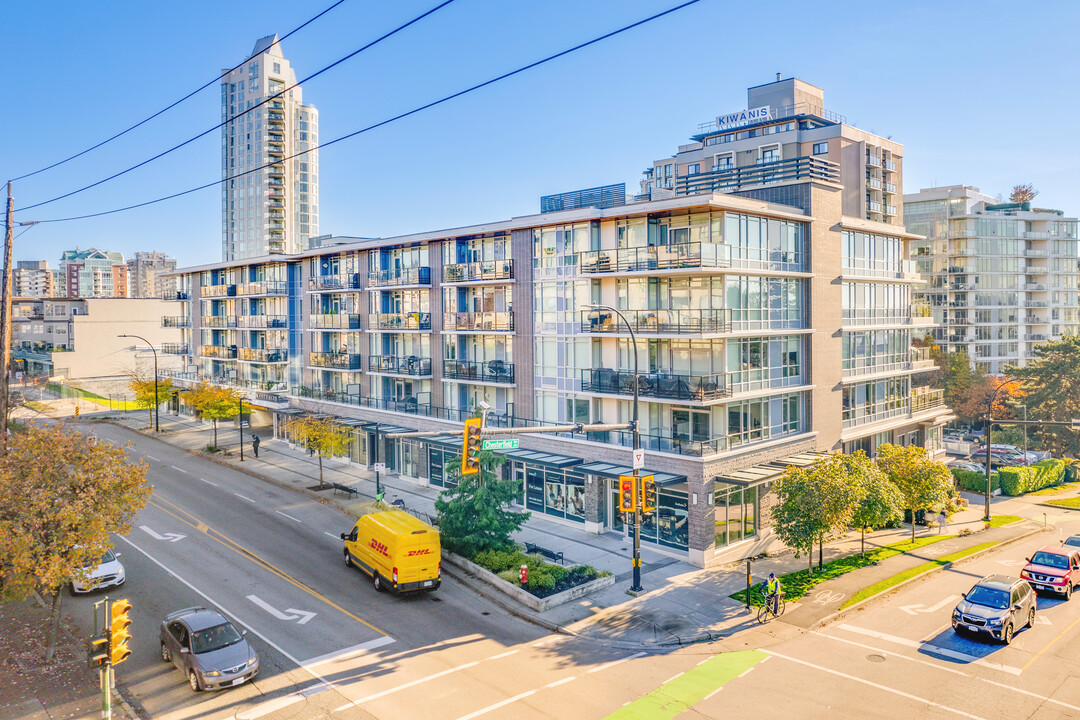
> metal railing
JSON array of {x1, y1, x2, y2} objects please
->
[
  {"x1": 578, "y1": 242, "x2": 731, "y2": 273},
  {"x1": 581, "y1": 368, "x2": 729, "y2": 401},
  {"x1": 237, "y1": 315, "x2": 287, "y2": 329},
  {"x1": 161, "y1": 343, "x2": 189, "y2": 355},
  {"x1": 308, "y1": 274, "x2": 363, "y2": 291},
  {"x1": 238, "y1": 348, "x2": 288, "y2": 363},
  {"x1": 309, "y1": 352, "x2": 363, "y2": 370},
  {"x1": 201, "y1": 316, "x2": 237, "y2": 328},
  {"x1": 443, "y1": 359, "x2": 515, "y2": 383},
  {"x1": 200, "y1": 345, "x2": 237, "y2": 359},
  {"x1": 443, "y1": 260, "x2": 514, "y2": 283},
  {"x1": 445, "y1": 312, "x2": 514, "y2": 332},
  {"x1": 368, "y1": 267, "x2": 431, "y2": 287},
  {"x1": 676, "y1": 156, "x2": 840, "y2": 196},
  {"x1": 235, "y1": 281, "x2": 287, "y2": 296},
  {"x1": 310, "y1": 313, "x2": 362, "y2": 330},
  {"x1": 201, "y1": 284, "x2": 234, "y2": 298},
  {"x1": 370, "y1": 313, "x2": 431, "y2": 331},
  {"x1": 168, "y1": 292, "x2": 190, "y2": 301},
  {"x1": 912, "y1": 388, "x2": 946, "y2": 413},
  {"x1": 162, "y1": 316, "x2": 191, "y2": 328},
  {"x1": 581, "y1": 308, "x2": 732, "y2": 334},
  {"x1": 368, "y1": 355, "x2": 432, "y2": 375}
]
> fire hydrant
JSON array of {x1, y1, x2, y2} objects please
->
[{"x1": 520, "y1": 564, "x2": 528, "y2": 587}]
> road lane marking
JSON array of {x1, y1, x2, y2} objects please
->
[
  {"x1": 703, "y1": 687, "x2": 723, "y2": 700},
  {"x1": 736, "y1": 666, "x2": 755, "y2": 678},
  {"x1": 662, "y1": 673, "x2": 683, "y2": 685},
  {"x1": 765, "y1": 650, "x2": 986, "y2": 719},
  {"x1": 490, "y1": 649, "x2": 518, "y2": 660},
  {"x1": 234, "y1": 493, "x2": 256, "y2": 502},
  {"x1": 276, "y1": 511, "x2": 302, "y2": 523},
  {"x1": 237, "y1": 683, "x2": 332, "y2": 720},
  {"x1": 199, "y1": 477, "x2": 218, "y2": 486},
  {"x1": 170, "y1": 465, "x2": 188, "y2": 474},
  {"x1": 1022, "y1": 607, "x2": 1080, "y2": 670},
  {"x1": 301, "y1": 636, "x2": 396, "y2": 668},
  {"x1": 837, "y1": 624, "x2": 1022, "y2": 675},
  {"x1": 146, "y1": 454, "x2": 159, "y2": 461},
  {"x1": 334, "y1": 660, "x2": 481, "y2": 712},
  {"x1": 247, "y1": 595, "x2": 317, "y2": 624},
  {"x1": 587, "y1": 652, "x2": 646, "y2": 674},
  {"x1": 532, "y1": 637, "x2": 559, "y2": 647},
  {"x1": 544, "y1": 676, "x2": 575, "y2": 688},
  {"x1": 324, "y1": 532, "x2": 340, "y2": 539},
  {"x1": 456, "y1": 689, "x2": 537, "y2": 720}
]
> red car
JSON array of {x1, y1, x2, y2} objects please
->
[{"x1": 1021, "y1": 546, "x2": 1080, "y2": 599}]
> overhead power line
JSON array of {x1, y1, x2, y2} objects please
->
[
  {"x1": 26, "y1": 0, "x2": 703, "y2": 225},
  {"x1": 15, "y1": 0, "x2": 458, "y2": 213},
  {"x1": 8, "y1": 0, "x2": 349, "y2": 184}
]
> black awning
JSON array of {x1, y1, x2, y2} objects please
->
[
  {"x1": 358, "y1": 422, "x2": 416, "y2": 435},
  {"x1": 576, "y1": 461, "x2": 686, "y2": 486},
  {"x1": 499, "y1": 448, "x2": 583, "y2": 469},
  {"x1": 715, "y1": 451, "x2": 831, "y2": 488},
  {"x1": 422, "y1": 435, "x2": 464, "y2": 450}
]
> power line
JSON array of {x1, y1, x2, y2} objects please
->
[
  {"x1": 26, "y1": 0, "x2": 703, "y2": 225},
  {"x1": 7, "y1": 0, "x2": 349, "y2": 184},
  {"x1": 16, "y1": 0, "x2": 458, "y2": 213}
]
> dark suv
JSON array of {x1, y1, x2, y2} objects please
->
[
  {"x1": 159, "y1": 607, "x2": 259, "y2": 691},
  {"x1": 952, "y1": 575, "x2": 1036, "y2": 644}
]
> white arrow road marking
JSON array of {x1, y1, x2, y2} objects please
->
[
  {"x1": 996, "y1": 559, "x2": 1024, "y2": 566},
  {"x1": 139, "y1": 526, "x2": 186, "y2": 542},
  {"x1": 901, "y1": 596, "x2": 959, "y2": 616},
  {"x1": 247, "y1": 594, "x2": 317, "y2": 624},
  {"x1": 1035, "y1": 615, "x2": 1053, "y2": 626}
]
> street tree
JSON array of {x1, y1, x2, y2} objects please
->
[
  {"x1": 181, "y1": 382, "x2": 243, "y2": 449},
  {"x1": 875, "y1": 443, "x2": 954, "y2": 540},
  {"x1": 0, "y1": 424, "x2": 151, "y2": 662},
  {"x1": 954, "y1": 375, "x2": 1024, "y2": 425},
  {"x1": 849, "y1": 458, "x2": 903, "y2": 557},
  {"x1": 1007, "y1": 337, "x2": 1080, "y2": 457},
  {"x1": 128, "y1": 372, "x2": 173, "y2": 428},
  {"x1": 932, "y1": 348, "x2": 980, "y2": 422},
  {"x1": 435, "y1": 450, "x2": 529, "y2": 557},
  {"x1": 285, "y1": 415, "x2": 349, "y2": 489},
  {"x1": 772, "y1": 453, "x2": 866, "y2": 574}
]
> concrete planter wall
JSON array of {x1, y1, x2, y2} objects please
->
[{"x1": 442, "y1": 553, "x2": 615, "y2": 612}]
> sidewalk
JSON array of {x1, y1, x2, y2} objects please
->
[{"x1": 81, "y1": 407, "x2": 1059, "y2": 649}]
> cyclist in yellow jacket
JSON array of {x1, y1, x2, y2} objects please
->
[{"x1": 766, "y1": 573, "x2": 781, "y2": 614}]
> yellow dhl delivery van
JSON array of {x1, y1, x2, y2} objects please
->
[{"x1": 340, "y1": 510, "x2": 441, "y2": 594}]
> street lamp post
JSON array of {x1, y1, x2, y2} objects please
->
[
  {"x1": 588, "y1": 304, "x2": 644, "y2": 592},
  {"x1": 118, "y1": 334, "x2": 159, "y2": 432},
  {"x1": 984, "y1": 379, "x2": 1017, "y2": 521},
  {"x1": 238, "y1": 398, "x2": 244, "y2": 461}
]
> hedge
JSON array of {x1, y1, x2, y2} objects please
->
[
  {"x1": 952, "y1": 468, "x2": 998, "y2": 494},
  {"x1": 998, "y1": 459, "x2": 1071, "y2": 496}
]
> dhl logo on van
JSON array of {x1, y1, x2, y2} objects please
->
[
  {"x1": 369, "y1": 539, "x2": 390, "y2": 557},
  {"x1": 407, "y1": 549, "x2": 431, "y2": 557}
]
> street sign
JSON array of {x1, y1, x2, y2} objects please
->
[
  {"x1": 632, "y1": 448, "x2": 644, "y2": 470},
  {"x1": 372, "y1": 462, "x2": 386, "y2": 472},
  {"x1": 483, "y1": 438, "x2": 520, "y2": 450}
]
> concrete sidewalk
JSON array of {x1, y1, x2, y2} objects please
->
[{"x1": 73, "y1": 406, "x2": 1062, "y2": 649}]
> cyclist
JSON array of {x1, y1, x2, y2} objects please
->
[{"x1": 765, "y1": 572, "x2": 781, "y2": 615}]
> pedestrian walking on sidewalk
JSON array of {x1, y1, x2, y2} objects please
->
[
  {"x1": 937, "y1": 509, "x2": 947, "y2": 534},
  {"x1": 252, "y1": 435, "x2": 260, "y2": 458}
]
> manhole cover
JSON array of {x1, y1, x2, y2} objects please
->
[{"x1": 866, "y1": 654, "x2": 886, "y2": 663}]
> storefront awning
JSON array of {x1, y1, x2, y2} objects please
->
[
  {"x1": 274, "y1": 408, "x2": 305, "y2": 416},
  {"x1": 714, "y1": 451, "x2": 832, "y2": 488},
  {"x1": 358, "y1": 422, "x2": 416, "y2": 435},
  {"x1": 421, "y1": 435, "x2": 464, "y2": 450},
  {"x1": 576, "y1": 461, "x2": 686, "y2": 486},
  {"x1": 499, "y1": 448, "x2": 583, "y2": 469},
  {"x1": 334, "y1": 418, "x2": 367, "y2": 427}
]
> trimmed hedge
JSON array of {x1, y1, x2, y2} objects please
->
[
  {"x1": 998, "y1": 459, "x2": 1071, "y2": 496},
  {"x1": 469, "y1": 547, "x2": 611, "y2": 597},
  {"x1": 952, "y1": 468, "x2": 999, "y2": 494}
]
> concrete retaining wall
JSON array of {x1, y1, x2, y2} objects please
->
[{"x1": 442, "y1": 553, "x2": 615, "y2": 612}]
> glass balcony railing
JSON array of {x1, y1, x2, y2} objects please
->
[
  {"x1": 200, "y1": 345, "x2": 237, "y2": 359},
  {"x1": 445, "y1": 312, "x2": 514, "y2": 332},
  {"x1": 368, "y1": 267, "x2": 431, "y2": 287},
  {"x1": 162, "y1": 316, "x2": 191, "y2": 328},
  {"x1": 235, "y1": 281, "x2": 287, "y2": 296},
  {"x1": 237, "y1": 315, "x2": 287, "y2": 329},
  {"x1": 580, "y1": 368, "x2": 729, "y2": 401},
  {"x1": 201, "y1": 315, "x2": 237, "y2": 328},
  {"x1": 578, "y1": 243, "x2": 731, "y2": 273},
  {"x1": 443, "y1": 260, "x2": 514, "y2": 283},
  {"x1": 310, "y1": 313, "x2": 362, "y2": 330},
  {"x1": 161, "y1": 343, "x2": 189, "y2": 355},
  {"x1": 167, "y1": 292, "x2": 190, "y2": 301},
  {"x1": 370, "y1": 313, "x2": 431, "y2": 331},
  {"x1": 238, "y1": 348, "x2": 288, "y2": 363},
  {"x1": 309, "y1": 352, "x2": 362, "y2": 369},
  {"x1": 911, "y1": 388, "x2": 945, "y2": 413},
  {"x1": 443, "y1": 359, "x2": 515, "y2": 383},
  {"x1": 308, "y1": 274, "x2": 363, "y2": 291},
  {"x1": 581, "y1": 308, "x2": 732, "y2": 335},
  {"x1": 368, "y1": 355, "x2": 432, "y2": 376}
]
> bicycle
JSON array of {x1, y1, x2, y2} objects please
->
[{"x1": 756, "y1": 588, "x2": 786, "y2": 624}]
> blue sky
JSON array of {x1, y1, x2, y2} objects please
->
[{"x1": 2, "y1": 0, "x2": 1077, "y2": 268}]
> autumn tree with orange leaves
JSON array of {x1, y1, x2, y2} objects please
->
[{"x1": 954, "y1": 376, "x2": 1025, "y2": 424}]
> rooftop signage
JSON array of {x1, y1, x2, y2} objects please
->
[{"x1": 715, "y1": 106, "x2": 772, "y2": 131}]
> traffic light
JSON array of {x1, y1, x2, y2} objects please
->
[
  {"x1": 461, "y1": 417, "x2": 482, "y2": 475},
  {"x1": 87, "y1": 633, "x2": 109, "y2": 668},
  {"x1": 618, "y1": 475, "x2": 637, "y2": 513},
  {"x1": 109, "y1": 599, "x2": 132, "y2": 666},
  {"x1": 640, "y1": 475, "x2": 657, "y2": 513}
]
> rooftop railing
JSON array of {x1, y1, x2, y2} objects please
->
[{"x1": 676, "y1": 156, "x2": 840, "y2": 196}]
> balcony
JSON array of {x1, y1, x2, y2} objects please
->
[
  {"x1": 310, "y1": 313, "x2": 362, "y2": 330},
  {"x1": 868, "y1": 201, "x2": 883, "y2": 213},
  {"x1": 201, "y1": 284, "x2": 235, "y2": 298},
  {"x1": 161, "y1": 343, "x2": 189, "y2": 355},
  {"x1": 200, "y1": 345, "x2": 237, "y2": 360},
  {"x1": 235, "y1": 281, "x2": 287, "y2": 296},
  {"x1": 445, "y1": 312, "x2": 514, "y2": 332},
  {"x1": 676, "y1": 156, "x2": 840, "y2": 196},
  {"x1": 443, "y1": 260, "x2": 514, "y2": 283},
  {"x1": 370, "y1": 313, "x2": 431, "y2": 331},
  {"x1": 368, "y1": 267, "x2": 431, "y2": 287},
  {"x1": 910, "y1": 346, "x2": 936, "y2": 370},
  {"x1": 369, "y1": 355, "x2": 433, "y2": 376},
  {"x1": 842, "y1": 305, "x2": 932, "y2": 327},
  {"x1": 581, "y1": 308, "x2": 732, "y2": 335},
  {"x1": 443, "y1": 359, "x2": 515, "y2": 384},
  {"x1": 237, "y1": 315, "x2": 287, "y2": 329},
  {"x1": 162, "y1": 316, "x2": 191, "y2": 328},
  {"x1": 1026, "y1": 249, "x2": 1048, "y2": 257},
  {"x1": 167, "y1": 292, "x2": 190, "y2": 301},
  {"x1": 201, "y1": 315, "x2": 237, "y2": 329},
  {"x1": 1025, "y1": 283, "x2": 1047, "y2": 292},
  {"x1": 238, "y1": 348, "x2": 288, "y2": 363},
  {"x1": 866, "y1": 178, "x2": 882, "y2": 190},
  {"x1": 1026, "y1": 334, "x2": 1047, "y2": 343},
  {"x1": 867, "y1": 155, "x2": 882, "y2": 167},
  {"x1": 581, "y1": 368, "x2": 729, "y2": 401},
  {"x1": 884, "y1": 160, "x2": 897, "y2": 171},
  {"x1": 578, "y1": 242, "x2": 735, "y2": 274},
  {"x1": 911, "y1": 388, "x2": 946, "y2": 414},
  {"x1": 309, "y1": 352, "x2": 362, "y2": 370},
  {"x1": 308, "y1": 274, "x2": 362, "y2": 291}
]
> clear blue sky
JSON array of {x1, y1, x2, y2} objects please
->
[{"x1": 2, "y1": 0, "x2": 1076, "y2": 269}]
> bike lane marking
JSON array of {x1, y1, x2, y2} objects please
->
[{"x1": 599, "y1": 650, "x2": 767, "y2": 720}]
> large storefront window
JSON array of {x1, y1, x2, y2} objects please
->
[
  {"x1": 522, "y1": 463, "x2": 585, "y2": 523},
  {"x1": 610, "y1": 485, "x2": 689, "y2": 551},
  {"x1": 400, "y1": 439, "x2": 423, "y2": 480},
  {"x1": 428, "y1": 447, "x2": 457, "y2": 488},
  {"x1": 715, "y1": 484, "x2": 758, "y2": 547}
]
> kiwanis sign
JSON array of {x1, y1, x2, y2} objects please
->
[{"x1": 716, "y1": 106, "x2": 771, "y2": 130}]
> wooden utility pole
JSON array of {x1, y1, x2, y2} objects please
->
[{"x1": 0, "y1": 182, "x2": 13, "y2": 455}]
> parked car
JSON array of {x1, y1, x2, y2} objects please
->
[
  {"x1": 950, "y1": 461, "x2": 985, "y2": 474},
  {"x1": 952, "y1": 575, "x2": 1036, "y2": 644},
  {"x1": 1063, "y1": 534, "x2": 1080, "y2": 550},
  {"x1": 69, "y1": 547, "x2": 125, "y2": 595},
  {"x1": 159, "y1": 607, "x2": 259, "y2": 691},
  {"x1": 1021, "y1": 546, "x2": 1080, "y2": 599},
  {"x1": 969, "y1": 448, "x2": 1030, "y2": 467}
]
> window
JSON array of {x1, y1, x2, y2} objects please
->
[
  {"x1": 273, "y1": 62, "x2": 281, "y2": 74},
  {"x1": 760, "y1": 146, "x2": 780, "y2": 164},
  {"x1": 813, "y1": 141, "x2": 828, "y2": 155},
  {"x1": 687, "y1": 163, "x2": 700, "y2": 175}
]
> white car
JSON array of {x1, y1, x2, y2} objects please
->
[{"x1": 70, "y1": 548, "x2": 126, "y2": 594}]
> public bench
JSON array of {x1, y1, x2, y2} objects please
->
[
  {"x1": 524, "y1": 541, "x2": 564, "y2": 565},
  {"x1": 331, "y1": 482, "x2": 359, "y2": 498}
]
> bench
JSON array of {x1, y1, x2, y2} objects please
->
[
  {"x1": 330, "y1": 482, "x2": 359, "y2": 498},
  {"x1": 524, "y1": 541, "x2": 564, "y2": 565}
]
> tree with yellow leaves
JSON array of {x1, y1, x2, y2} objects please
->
[
  {"x1": 181, "y1": 382, "x2": 243, "y2": 450},
  {"x1": 0, "y1": 424, "x2": 151, "y2": 662},
  {"x1": 128, "y1": 372, "x2": 173, "y2": 428},
  {"x1": 286, "y1": 415, "x2": 349, "y2": 489}
]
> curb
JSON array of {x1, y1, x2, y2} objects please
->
[
  {"x1": 1036, "y1": 501, "x2": 1080, "y2": 512},
  {"x1": 806, "y1": 523, "x2": 1048, "y2": 630}
]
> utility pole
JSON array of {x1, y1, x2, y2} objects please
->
[{"x1": 0, "y1": 182, "x2": 14, "y2": 456}]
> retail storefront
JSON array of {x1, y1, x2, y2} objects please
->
[{"x1": 577, "y1": 462, "x2": 690, "y2": 552}]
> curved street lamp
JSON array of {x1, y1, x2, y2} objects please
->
[{"x1": 118, "y1": 334, "x2": 159, "y2": 432}]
